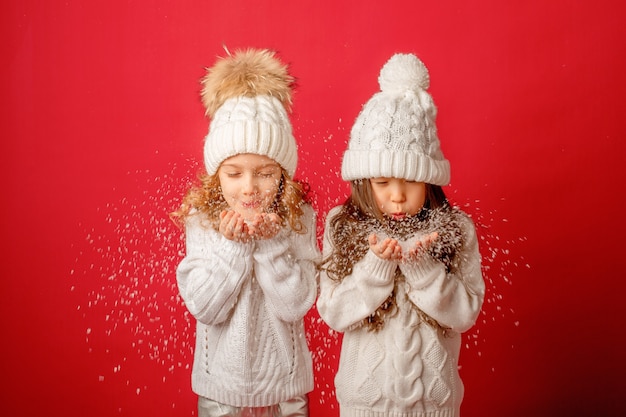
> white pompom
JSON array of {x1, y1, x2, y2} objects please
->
[{"x1": 378, "y1": 53, "x2": 430, "y2": 94}]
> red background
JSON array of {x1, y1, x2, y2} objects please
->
[{"x1": 2, "y1": 1, "x2": 626, "y2": 416}]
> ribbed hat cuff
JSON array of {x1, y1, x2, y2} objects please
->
[
  {"x1": 204, "y1": 121, "x2": 297, "y2": 177},
  {"x1": 341, "y1": 150, "x2": 450, "y2": 186}
]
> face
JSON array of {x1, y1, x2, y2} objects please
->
[
  {"x1": 217, "y1": 153, "x2": 283, "y2": 220},
  {"x1": 369, "y1": 177, "x2": 427, "y2": 219}
]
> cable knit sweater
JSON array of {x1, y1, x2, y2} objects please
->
[
  {"x1": 317, "y1": 206, "x2": 485, "y2": 417},
  {"x1": 176, "y1": 204, "x2": 320, "y2": 407}
]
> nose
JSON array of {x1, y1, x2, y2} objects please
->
[
  {"x1": 390, "y1": 183, "x2": 406, "y2": 203},
  {"x1": 241, "y1": 174, "x2": 258, "y2": 195}
]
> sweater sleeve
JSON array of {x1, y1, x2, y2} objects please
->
[
  {"x1": 176, "y1": 213, "x2": 255, "y2": 325},
  {"x1": 317, "y1": 207, "x2": 397, "y2": 333},
  {"x1": 399, "y1": 214, "x2": 485, "y2": 333},
  {"x1": 253, "y1": 205, "x2": 320, "y2": 323}
]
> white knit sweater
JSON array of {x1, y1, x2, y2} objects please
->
[
  {"x1": 317, "y1": 206, "x2": 485, "y2": 417},
  {"x1": 176, "y1": 205, "x2": 320, "y2": 407}
]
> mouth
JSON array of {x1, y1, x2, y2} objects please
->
[
  {"x1": 241, "y1": 200, "x2": 262, "y2": 210},
  {"x1": 390, "y1": 212, "x2": 406, "y2": 220}
]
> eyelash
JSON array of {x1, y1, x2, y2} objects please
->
[
  {"x1": 225, "y1": 172, "x2": 275, "y2": 178},
  {"x1": 372, "y1": 180, "x2": 416, "y2": 185}
]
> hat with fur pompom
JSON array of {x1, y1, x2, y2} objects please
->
[
  {"x1": 201, "y1": 48, "x2": 298, "y2": 177},
  {"x1": 341, "y1": 53, "x2": 450, "y2": 186}
]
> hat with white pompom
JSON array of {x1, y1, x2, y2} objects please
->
[{"x1": 341, "y1": 53, "x2": 450, "y2": 186}]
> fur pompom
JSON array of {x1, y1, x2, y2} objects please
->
[
  {"x1": 200, "y1": 48, "x2": 294, "y2": 118},
  {"x1": 378, "y1": 53, "x2": 430, "y2": 94}
]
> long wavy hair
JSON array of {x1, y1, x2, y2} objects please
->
[
  {"x1": 320, "y1": 179, "x2": 463, "y2": 332},
  {"x1": 171, "y1": 167, "x2": 309, "y2": 234}
]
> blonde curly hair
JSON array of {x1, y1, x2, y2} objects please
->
[{"x1": 171, "y1": 168, "x2": 308, "y2": 234}]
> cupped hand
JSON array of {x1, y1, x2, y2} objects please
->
[
  {"x1": 405, "y1": 231, "x2": 439, "y2": 261},
  {"x1": 246, "y1": 213, "x2": 282, "y2": 240},
  {"x1": 369, "y1": 234, "x2": 403, "y2": 261},
  {"x1": 218, "y1": 210, "x2": 252, "y2": 243}
]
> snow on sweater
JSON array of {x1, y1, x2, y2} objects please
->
[
  {"x1": 317, "y1": 206, "x2": 485, "y2": 417},
  {"x1": 176, "y1": 204, "x2": 320, "y2": 407}
]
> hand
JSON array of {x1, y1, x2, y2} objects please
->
[
  {"x1": 246, "y1": 213, "x2": 282, "y2": 240},
  {"x1": 405, "y1": 232, "x2": 439, "y2": 261},
  {"x1": 219, "y1": 210, "x2": 252, "y2": 243},
  {"x1": 369, "y1": 234, "x2": 403, "y2": 261}
]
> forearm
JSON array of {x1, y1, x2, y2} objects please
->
[
  {"x1": 400, "y1": 219, "x2": 485, "y2": 332},
  {"x1": 253, "y1": 237, "x2": 318, "y2": 322},
  {"x1": 177, "y1": 218, "x2": 254, "y2": 324},
  {"x1": 317, "y1": 250, "x2": 396, "y2": 332}
]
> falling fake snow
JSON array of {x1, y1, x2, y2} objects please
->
[
  {"x1": 70, "y1": 137, "x2": 527, "y2": 412},
  {"x1": 71, "y1": 162, "x2": 196, "y2": 408},
  {"x1": 455, "y1": 198, "x2": 529, "y2": 360}
]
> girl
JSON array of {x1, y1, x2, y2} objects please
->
[
  {"x1": 173, "y1": 48, "x2": 320, "y2": 417},
  {"x1": 317, "y1": 53, "x2": 485, "y2": 417}
]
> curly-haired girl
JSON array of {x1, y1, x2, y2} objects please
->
[{"x1": 173, "y1": 48, "x2": 319, "y2": 417}]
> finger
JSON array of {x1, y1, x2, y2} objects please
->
[
  {"x1": 260, "y1": 213, "x2": 272, "y2": 229},
  {"x1": 219, "y1": 211, "x2": 229, "y2": 227},
  {"x1": 251, "y1": 214, "x2": 268, "y2": 236},
  {"x1": 379, "y1": 238, "x2": 394, "y2": 250},
  {"x1": 220, "y1": 222, "x2": 237, "y2": 240},
  {"x1": 218, "y1": 212, "x2": 233, "y2": 234},
  {"x1": 425, "y1": 232, "x2": 438, "y2": 245},
  {"x1": 263, "y1": 215, "x2": 281, "y2": 238},
  {"x1": 413, "y1": 240, "x2": 424, "y2": 252},
  {"x1": 244, "y1": 216, "x2": 257, "y2": 234},
  {"x1": 388, "y1": 246, "x2": 402, "y2": 260},
  {"x1": 223, "y1": 215, "x2": 240, "y2": 237},
  {"x1": 238, "y1": 217, "x2": 251, "y2": 238},
  {"x1": 223, "y1": 211, "x2": 239, "y2": 230},
  {"x1": 382, "y1": 242, "x2": 397, "y2": 258},
  {"x1": 266, "y1": 213, "x2": 281, "y2": 224},
  {"x1": 383, "y1": 239, "x2": 399, "y2": 253},
  {"x1": 251, "y1": 213, "x2": 263, "y2": 225}
]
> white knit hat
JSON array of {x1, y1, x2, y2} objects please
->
[
  {"x1": 342, "y1": 53, "x2": 450, "y2": 186},
  {"x1": 201, "y1": 48, "x2": 298, "y2": 177}
]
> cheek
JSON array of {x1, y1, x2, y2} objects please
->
[
  {"x1": 411, "y1": 193, "x2": 426, "y2": 210},
  {"x1": 220, "y1": 188, "x2": 237, "y2": 207},
  {"x1": 218, "y1": 182, "x2": 236, "y2": 199},
  {"x1": 371, "y1": 189, "x2": 386, "y2": 208},
  {"x1": 261, "y1": 179, "x2": 280, "y2": 198}
]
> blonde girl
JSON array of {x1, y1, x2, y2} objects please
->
[{"x1": 173, "y1": 49, "x2": 319, "y2": 417}]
